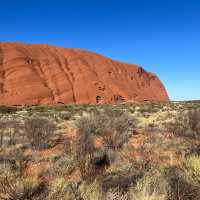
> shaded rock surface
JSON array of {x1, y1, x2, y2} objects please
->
[{"x1": 0, "y1": 42, "x2": 169, "y2": 105}]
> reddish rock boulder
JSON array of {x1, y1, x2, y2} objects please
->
[{"x1": 0, "y1": 42, "x2": 169, "y2": 105}]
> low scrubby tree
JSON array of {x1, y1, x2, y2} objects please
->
[
  {"x1": 24, "y1": 117, "x2": 56, "y2": 149},
  {"x1": 74, "y1": 109, "x2": 135, "y2": 180}
]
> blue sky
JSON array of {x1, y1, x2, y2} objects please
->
[{"x1": 1, "y1": 0, "x2": 200, "y2": 100}]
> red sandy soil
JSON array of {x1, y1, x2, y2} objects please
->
[
  {"x1": 0, "y1": 42, "x2": 169, "y2": 105},
  {"x1": 21, "y1": 124, "x2": 200, "y2": 182}
]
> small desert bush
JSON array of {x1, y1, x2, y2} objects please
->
[
  {"x1": 138, "y1": 104, "x2": 159, "y2": 114},
  {"x1": 0, "y1": 119, "x2": 22, "y2": 147},
  {"x1": 164, "y1": 109, "x2": 200, "y2": 138},
  {"x1": 6, "y1": 120, "x2": 22, "y2": 146},
  {"x1": 162, "y1": 114, "x2": 186, "y2": 136},
  {"x1": 24, "y1": 116, "x2": 56, "y2": 149},
  {"x1": 131, "y1": 190, "x2": 165, "y2": 200},
  {"x1": 101, "y1": 162, "x2": 140, "y2": 196},
  {"x1": 166, "y1": 167, "x2": 200, "y2": 200},
  {"x1": 0, "y1": 147, "x2": 27, "y2": 175},
  {"x1": 0, "y1": 106, "x2": 17, "y2": 114},
  {"x1": 44, "y1": 155, "x2": 75, "y2": 177},
  {"x1": 76, "y1": 109, "x2": 135, "y2": 150},
  {"x1": 102, "y1": 112, "x2": 135, "y2": 150},
  {"x1": 74, "y1": 119, "x2": 97, "y2": 180},
  {"x1": 105, "y1": 188, "x2": 129, "y2": 200},
  {"x1": 0, "y1": 169, "x2": 47, "y2": 200},
  {"x1": 74, "y1": 109, "x2": 135, "y2": 180},
  {"x1": 33, "y1": 105, "x2": 49, "y2": 112},
  {"x1": 130, "y1": 168, "x2": 168, "y2": 200},
  {"x1": 80, "y1": 179, "x2": 102, "y2": 200},
  {"x1": 47, "y1": 178, "x2": 79, "y2": 200},
  {"x1": 189, "y1": 144, "x2": 200, "y2": 155},
  {"x1": 58, "y1": 111, "x2": 73, "y2": 121},
  {"x1": 128, "y1": 106, "x2": 136, "y2": 114},
  {"x1": 182, "y1": 155, "x2": 200, "y2": 184},
  {"x1": 75, "y1": 113, "x2": 103, "y2": 136},
  {"x1": 0, "y1": 118, "x2": 7, "y2": 147},
  {"x1": 187, "y1": 109, "x2": 200, "y2": 136},
  {"x1": 74, "y1": 137, "x2": 109, "y2": 180}
]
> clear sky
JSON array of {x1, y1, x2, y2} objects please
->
[{"x1": 1, "y1": 0, "x2": 200, "y2": 100}]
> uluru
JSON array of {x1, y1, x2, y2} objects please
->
[{"x1": 0, "y1": 42, "x2": 169, "y2": 105}]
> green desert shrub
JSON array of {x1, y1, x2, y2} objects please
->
[
  {"x1": 24, "y1": 116, "x2": 56, "y2": 149},
  {"x1": 128, "y1": 106, "x2": 136, "y2": 114},
  {"x1": 0, "y1": 106, "x2": 17, "y2": 114},
  {"x1": 33, "y1": 105, "x2": 49, "y2": 112}
]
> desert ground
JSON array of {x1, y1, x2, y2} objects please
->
[{"x1": 0, "y1": 101, "x2": 200, "y2": 200}]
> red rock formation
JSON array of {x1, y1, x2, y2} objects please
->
[{"x1": 0, "y1": 42, "x2": 169, "y2": 105}]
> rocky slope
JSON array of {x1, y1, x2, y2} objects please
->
[{"x1": 0, "y1": 42, "x2": 169, "y2": 105}]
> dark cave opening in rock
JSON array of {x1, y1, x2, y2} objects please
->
[{"x1": 96, "y1": 96, "x2": 102, "y2": 104}]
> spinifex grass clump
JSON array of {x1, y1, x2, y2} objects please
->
[
  {"x1": 0, "y1": 169, "x2": 47, "y2": 200},
  {"x1": 183, "y1": 155, "x2": 200, "y2": 184}
]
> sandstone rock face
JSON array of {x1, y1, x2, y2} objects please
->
[{"x1": 0, "y1": 42, "x2": 169, "y2": 105}]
